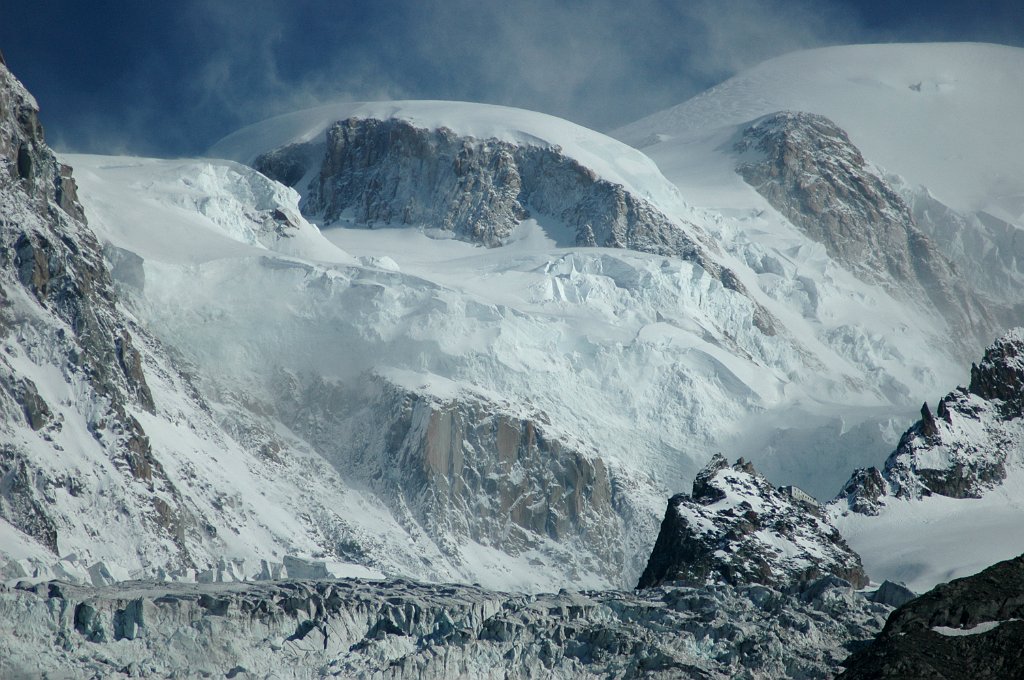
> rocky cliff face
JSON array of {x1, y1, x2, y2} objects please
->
[
  {"x1": 0, "y1": 573, "x2": 889, "y2": 679},
  {"x1": 835, "y1": 329, "x2": 1024, "y2": 514},
  {"x1": 837, "y1": 553, "x2": 1024, "y2": 679},
  {"x1": 637, "y1": 454, "x2": 868, "y2": 590},
  {"x1": 254, "y1": 117, "x2": 776, "y2": 334},
  {"x1": 735, "y1": 111, "x2": 992, "y2": 351},
  {"x1": 0, "y1": 63, "x2": 196, "y2": 569},
  {"x1": 273, "y1": 373, "x2": 658, "y2": 588},
  {"x1": 261, "y1": 117, "x2": 700, "y2": 254}
]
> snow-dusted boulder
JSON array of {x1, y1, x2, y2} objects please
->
[{"x1": 638, "y1": 454, "x2": 868, "y2": 589}]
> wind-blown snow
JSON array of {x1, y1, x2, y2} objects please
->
[
  {"x1": 68, "y1": 155, "x2": 355, "y2": 266},
  {"x1": 616, "y1": 42, "x2": 1024, "y2": 222},
  {"x1": 210, "y1": 100, "x2": 687, "y2": 212}
]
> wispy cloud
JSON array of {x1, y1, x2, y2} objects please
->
[{"x1": 176, "y1": 0, "x2": 866, "y2": 143}]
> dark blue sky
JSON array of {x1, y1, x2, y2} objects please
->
[{"x1": 3, "y1": 0, "x2": 1022, "y2": 156}]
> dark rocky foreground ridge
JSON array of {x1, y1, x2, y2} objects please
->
[
  {"x1": 838, "y1": 553, "x2": 1024, "y2": 679},
  {"x1": 0, "y1": 574, "x2": 889, "y2": 679}
]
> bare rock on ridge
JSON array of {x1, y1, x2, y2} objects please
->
[{"x1": 638, "y1": 454, "x2": 868, "y2": 590}]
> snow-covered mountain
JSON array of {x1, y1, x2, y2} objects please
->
[
  {"x1": 0, "y1": 66, "x2": 414, "y2": 589},
  {"x1": 616, "y1": 42, "x2": 1024, "y2": 350},
  {"x1": 616, "y1": 42, "x2": 1024, "y2": 224},
  {"x1": 4, "y1": 40, "x2": 1024, "y2": 677},
  {"x1": 9, "y1": 42, "x2": 1024, "y2": 594}
]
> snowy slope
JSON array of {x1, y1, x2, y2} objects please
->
[
  {"x1": 34, "y1": 121, "x2": 939, "y2": 588},
  {"x1": 830, "y1": 330, "x2": 1024, "y2": 592},
  {"x1": 616, "y1": 42, "x2": 1024, "y2": 222},
  {"x1": 5, "y1": 43, "x2": 1021, "y2": 600},
  {"x1": 613, "y1": 43, "x2": 1024, "y2": 593},
  {"x1": 19, "y1": 50, "x2": 1015, "y2": 591},
  {"x1": 834, "y1": 476, "x2": 1024, "y2": 593}
]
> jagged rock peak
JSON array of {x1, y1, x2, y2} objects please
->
[
  {"x1": 835, "y1": 328, "x2": 1024, "y2": 514},
  {"x1": 0, "y1": 63, "x2": 84, "y2": 222},
  {"x1": 969, "y1": 328, "x2": 1024, "y2": 413},
  {"x1": 638, "y1": 454, "x2": 868, "y2": 590},
  {"x1": 1, "y1": 63, "x2": 191, "y2": 570}
]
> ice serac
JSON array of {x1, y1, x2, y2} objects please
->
[
  {"x1": 637, "y1": 454, "x2": 868, "y2": 590},
  {"x1": 735, "y1": 111, "x2": 992, "y2": 351},
  {"x1": 0, "y1": 63, "x2": 194, "y2": 568},
  {"x1": 835, "y1": 329, "x2": 1024, "y2": 514},
  {"x1": 251, "y1": 114, "x2": 774, "y2": 333},
  {"x1": 838, "y1": 553, "x2": 1024, "y2": 679},
  {"x1": 0, "y1": 574, "x2": 890, "y2": 679},
  {"x1": 898, "y1": 182, "x2": 1024, "y2": 318}
]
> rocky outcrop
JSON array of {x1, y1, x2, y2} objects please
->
[
  {"x1": 835, "y1": 330, "x2": 1024, "y2": 514},
  {"x1": 0, "y1": 574, "x2": 890, "y2": 679},
  {"x1": 0, "y1": 63, "x2": 192, "y2": 569},
  {"x1": 838, "y1": 553, "x2": 1024, "y2": 679},
  {"x1": 252, "y1": 139, "x2": 323, "y2": 189},
  {"x1": 968, "y1": 328, "x2": 1024, "y2": 415},
  {"x1": 637, "y1": 455, "x2": 868, "y2": 590},
  {"x1": 270, "y1": 117, "x2": 701, "y2": 254},
  {"x1": 735, "y1": 111, "x2": 992, "y2": 350},
  {"x1": 274, "y1": 373, "x2": 657, "y2": 588},
  {"x1": 867, "y1": 580, "x2": 917, "y2": 609}
]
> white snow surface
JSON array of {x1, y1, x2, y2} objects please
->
[
  {"x1": 616, "y1": 42, "x2": 1024, "y2": 222},
  {"x1": 932, "y1": 620, "x2": 1018, "y2": 637}
]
